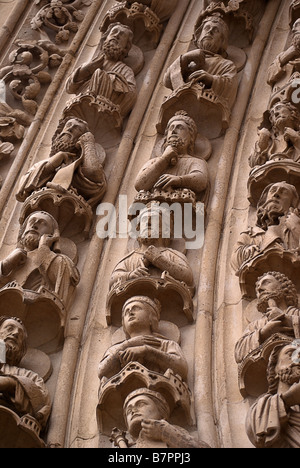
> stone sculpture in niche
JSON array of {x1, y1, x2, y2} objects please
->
[
  {"x1": 116, "y1": 388, "x2": 210, "y2": 449},
  {"x1": 106, "y1": 202, "x2": 195, "y2": 327},
  {"x1": 0, "y1": 211, "x2": 79, "y2": 305},
  {"x1": 0, "y1": 316, "x2": 51, "y2": 448},
  {"x1": 235, "y1": 271, "x2": 300, "y2": 365},
  {"x1": 16, "y1": 117, "x2": 106, "y2": 239},
  {"x1": 16, "y1": 117, "x2": 106, "y2": 206},
  {"x1": 64, "y1": 22, "x2": 136, "y2": 133},
  {"x1": 232, "y1": 181, "x2": 300, "y2": 273},
  {"x1": 135, "y1": 111, "x2": 209, "y2": 204},
  {"x1": 159, "y1": 11, "x2": 238, "y2": 138},
  {"x1": 0, "y1": 211, "x2": 80, "y2": 352},
  {"x1": 267, "y1": 19, "x2": 300, "y2": 90},
  {"x1": 110, "y1": 204, "x2": 194, "y2": 291},
  {"x1": 246, "y1": 339, "x2": 300, "y2": 448},
  {"x1": 98, "y1": 295, "x2": 188, "y2": 383},
  {"x1": 249, "y1": 101, "x2": 300, "y2": 168}
]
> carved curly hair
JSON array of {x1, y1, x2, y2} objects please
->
[{"x1": 256, "y1": 271, "x2": 299, "y2": 308}]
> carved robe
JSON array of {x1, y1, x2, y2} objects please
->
[
  {"x1": 16, "y1": 153, "x2": 107, "y2": 206},
  {"x1": 109, "y1": 247, "x2": 194, "y2": 290},
  {"x1": 232, "y1": 218, "x2": 300, "y2": 272},
  {"x1": 66, "y1": 56, "x2": 137, "y2": 118},
  {"x1": 98, "y1": 334, "x2": 188, "y2": 381},
  {"x1": 0, "y1": 363, "x2": 51, "y2": 429},
  {"x1": 0, "y1": 246, "x2": 80, "y2": 308},
  {"x1": 246, "y1": 393, "x2": 300, "y2": 448},
  {"x1": 235, "y1": 306, "x2": 300, "y2": 364},
  {"x1": 164, "y1": 51, "x2": 238, "y2": 112}
]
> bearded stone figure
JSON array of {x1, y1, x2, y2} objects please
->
[
  {"x1": 118, "y1": 388, "x2": 210, "y2": 449},
  {"x1": 16, "y1": 117, "x2": 107, "y2": 207},
  {"x1": 246, "y1": 340, "x2": 300, "y2": 448},
  {"x1": 232, "y1": 181, "x2": 300, "y2": 272},
  {"x1": 267, "y1": 19, "x2": 300, "y2": 88},
  {"x1": 0, "y1": 316, "x2": 51, "y2": 447},
  {"x1": 249, "y1": 101, "x2": 300, "y2": 167},
  {"x1": 135, "y1": 111, "x2": 209, "y2": 203},
  {"x1": 0, "y1": 211, "x2": 80, "y2": 309},
  {"x1": 65, "y1": 22, "x2": 137, "y2": 121},
  {"x1": 235, "y1": 272, "x2": 300, "y2": 364}
]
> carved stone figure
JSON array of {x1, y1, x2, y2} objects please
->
[
  {"x1": 249, "y1": 101, "x2": 300, "y2": 167},
  {"x1": 235, "y1": 272, "x2": 300, "y2": 364},
  {"x1": 98, "y1": 295, "x2": 188, "y2": 382},
  {"x1": 65, "y1": 22, "x2": 136, "y2": 128},
  {"x1": 0, "y1": 316, "x2": 51, "y2": 448},
  {"x1": 160, "y1": 13, "x2": 238, "y2": 137},
  {"x1": 232, "y1": 181, "x2": 300, "y2": 272},
  {"x1": 0, "y1": 211, "x2": 80, "y2": 309},
  {"x1": 246, "y1": 340, "x2": 300, "y2": 448},
  {"x1": 116, "y1": 388, "x2": 210, "y2": 448},
  {"x1": 135, "y1": 111, "x2": 209, "y2": 203},
  {"x1": 110, "y1": 203, "x2": 194, "y2": 292},
  {"x1": 267, "y1": 19, "x2": 300, "y2": 89},
  {"x1": 16, "y1": 117, "x2": 107, "y2": 207}
]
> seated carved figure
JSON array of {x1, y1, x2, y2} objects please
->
[
  {"x1": 117, "y1": 388, "x2": 210, "y2": 448},
  {"x1": 232, "y1": 181, "x2": 300, "y2": 272},
  {"x1": 249, "y1": 101, "x2": 300, "y2": 167},
  {"x1": 110, "y1": 203, "x2": 194, "y2": 292},
  {"x1": 162, "y1": 14, "x2": 238, "y2": 133},
  {"x1": 16, "y1": 117, "x2": 107, "y2": 207},
  {"x1": 235, "y1": 272, "x2": 300, "y2": 364},
  {"x1": 98, "y1": 295, "x2": 188, "y2": 382},
  {"x1": 267, "y1": 19, "x2": 300, "y2": 88},
  {"x1": 135, "y1": 111, "x2": 209, "y2": 202},
  {"x1": 246, "y1": 340, "x2": 300, "y2": 448},
  {"x1": 0, "y1": 316, "x2": 51, "y2": 447},
  {"x1": 66, "y1": 22, "x2": 136, "y2": 121},
  {"x1": 0, "y1": 211, "x2": 79, "y2": 309}
]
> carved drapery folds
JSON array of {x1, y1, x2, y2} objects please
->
[{"x1": 233, "y1": 2, "x2": 300, "y2": 448}]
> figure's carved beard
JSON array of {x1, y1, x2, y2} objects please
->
[
  {"x1": 0, "y1": 337, "x2": 21, "y2": 366},
  {"x1": 21, "y1": 232, "x2": 40, "y2": 251},
  {"x1": 257, "y1": 290, "x2": 285, "y2": 313},
  {"x1": 166, "y1": 135, "x2": 188, "y2": 153},
  {"x1": 103, "y1": 39, "x2": 124, "y2": 61},
  {"x1": 52, "y1": 132, "x2": 77, "y2": 154},
  {"x1": 277, "y1": 364, "x2": 300, "y2": 385},
  {"x1": 198, "y1": 37, "x2": 219, "y2": 54},
  {"x1": 257, "y1": 200, "x2": 286, "y2": 229}
]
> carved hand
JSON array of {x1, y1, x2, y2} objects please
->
[
  {"x1": 162, "y1": 145, "x2": 178, "y2": 165},
  {"x1": 140, "y1": 419, "x2": 169, "y2": 442},
  {"x1": 284, "y1": 127, "x2": 300, "y2": 145},
  {"x1": 260, "y1": 314, "x2": 294, "y2": 342},
  {"x1": 284, "y1": 208, "x2": 300, "y2": 232},
  {"x1": 282, "y1": 381, "x2": 300, "y2": 408},
  {"x1": 39, "y1": 233, "x2": 59, "y2": 249},
  {"x1": 154, "y1": 174, "x2": 181, "y2": 189},
  {"x1": 129, "y1": 266, "x2": 150, "y2": 279},
  {"x1": 189, "y1": 70, "x2": 213, "y2": 88},
  {"x1": 144, "y1": 245, "x2": 160, "y2": 264}
]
